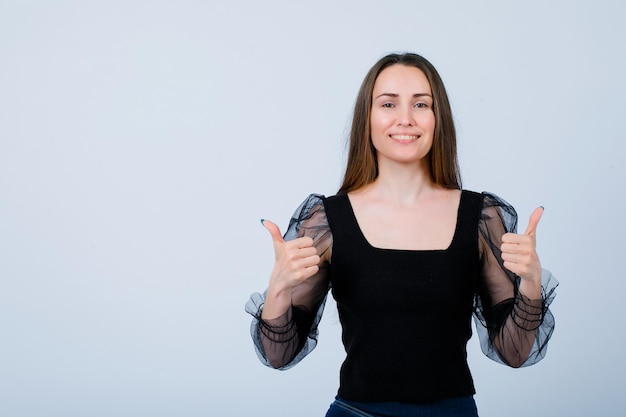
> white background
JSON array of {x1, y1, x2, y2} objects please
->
[{"x1": 1, "y1": 1, "x2": 624, "y2": 416}]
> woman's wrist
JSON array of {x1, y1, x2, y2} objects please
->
[
  {"x1": 261, "y1": 284, "x2": 292, "y2": 320},
  {"x1": 518, "y1": 272, "x2": 542, "y2": 300}
]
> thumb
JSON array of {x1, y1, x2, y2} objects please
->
[
  {"x1": 524, "y1": 206, "x2": 544, "y2": 236},
  {"x1": 261, "y1": 219, "x2": 285, "y2": 245}
]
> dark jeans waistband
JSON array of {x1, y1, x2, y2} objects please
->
[{"x1": 325, "y1": 396, "x2": 479, "y2": 417}]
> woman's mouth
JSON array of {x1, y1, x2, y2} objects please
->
[{"x1": 390, "y1": 134, "x2": 419, "y2": 143}]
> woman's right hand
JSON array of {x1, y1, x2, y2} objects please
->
[{"x1": 261, "y1": 219, "x2": 321, "y2": 319}]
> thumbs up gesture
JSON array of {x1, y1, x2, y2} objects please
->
[
  {"x1": 261, "y1": 219, "x2": 321, "y2": 298},
  {"x1": 501, "y1": 207, "x2": 544, "y2": 290}
]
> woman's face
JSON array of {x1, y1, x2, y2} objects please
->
[{"x1": 370, "y1": 64, "x2": 435, "y2": 169}]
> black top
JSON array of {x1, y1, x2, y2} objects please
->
[
  {"x1": 246, "y1": 191, "x2": 558, "y2": 404},
  {"x1": 325, "y1": 191, "x2": 481, "y2": 402}
]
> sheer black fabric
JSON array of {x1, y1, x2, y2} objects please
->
[
  {"x1": 246, "y1": 192, "x2": 558, "y2": 370},
  {"x1": 245, "y1": 194, "x2": 332, "y2": 369},
  {"x1": 474, "y1": 192, "x2": 558, "y2": 367}
]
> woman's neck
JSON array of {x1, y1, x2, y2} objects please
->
[{"x1": 354, "y1": 160, "x2": 440, "y2": 205}]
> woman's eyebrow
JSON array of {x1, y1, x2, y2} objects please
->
[{"x1": 374, "y1": 93, "x2": 432, "y2": 99}]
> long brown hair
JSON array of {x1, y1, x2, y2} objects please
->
[{"x1": 338, "y1": 53, "x2": 461, "y2": 194}]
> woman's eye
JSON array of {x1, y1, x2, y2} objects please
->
[
  {"x1": 382, "y1": 103, "x2": 394, "y2": 108},
  {"x1": 414, "y1": 102, "x2": 428, "y2": 109}
]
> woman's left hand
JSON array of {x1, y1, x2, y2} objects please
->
[{"x1": 501, "y1": 207, "x2": 544, "y2": 293}]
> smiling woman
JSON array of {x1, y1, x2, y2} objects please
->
[
  {"x1": 340, "y1": 53, "x2": 460, "y2": 196},
  {"x1": 245, "y1": 52, "x2": 558, "y2": 417},
  {"x1": 369, "y1": 65, "x2": 436, "y2": 171}
]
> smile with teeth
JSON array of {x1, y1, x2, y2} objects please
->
[{"x1": 390, "y1": 134, "x2": 419, "y2": 142}]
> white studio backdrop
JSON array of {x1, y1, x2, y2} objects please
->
[{"x1": 0, "y1": 1, "x2": 624, "y2": 416}]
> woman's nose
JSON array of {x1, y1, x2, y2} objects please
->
[{"x1": 396, "y1": 106, "x2": 413, "y2": 126}]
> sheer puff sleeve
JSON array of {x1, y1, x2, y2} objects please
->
[
  {"x1": 474, "y1": 192, "x2": 558, "y2": 368},
  {"x1": 245, "y1": 194, "x2": 332, "y2": 370}
]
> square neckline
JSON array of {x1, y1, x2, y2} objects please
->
[{"x1": 341, "y1": 190, "x2": 467, "y2": 253}]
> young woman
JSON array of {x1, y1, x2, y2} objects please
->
[{"x1": 246, "y1": 53, "x2": 558, "y2": 417}]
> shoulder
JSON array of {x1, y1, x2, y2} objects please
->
[
  {"x1": 477, "y1": 191, "x2": 517, "y2": 220},
  {"x1": 322, "y1": 193, "x2": 344, "y2": 203},
  {"x1": 462, "y1": 190, "x2": 515, "y2": 210},
  {"x1": 461, "y1": 189, "x2": 481, "y2": 198},
  {"x1": 461, "y1": 190, "x2": 518, "y2": 227},
  {"x1": 287, "y1": 194, "x2": 327, "y2": 225},
  {"x1": 299, "y1": 193, "x2": 326, "y2": 204},
  {"x1": 468, "y1": 190, "x2": 518, "y2": 233},
  {"x1": 457, "y1": 189, "x2": 482, "y2": 213},
  {"x1": 318, "y1": 193, "x2": 346, "y2": 210},
  {"x1": 291, "y1": 193, "x2": 347, "y2": 213},
  {"x1": 285, "y1": 193, "x2": 333, "y2": 240}
]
